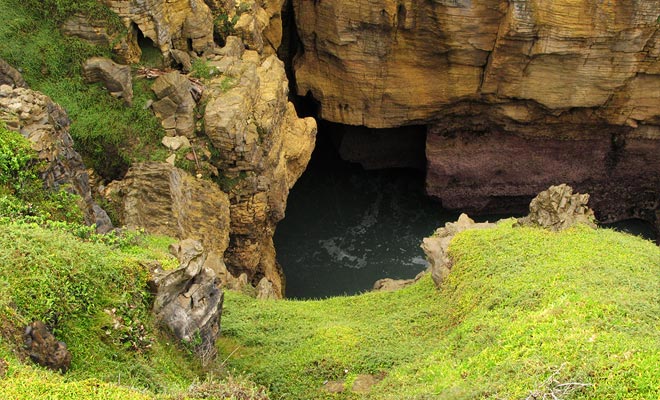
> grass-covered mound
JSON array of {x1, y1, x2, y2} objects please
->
[{"x1": 220, "y1": 222, "x2": 660, "y2": 399}]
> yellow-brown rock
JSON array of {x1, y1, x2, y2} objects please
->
[
  {"x1": 204, "y1": 44, "x2": 317, "y2": 297},
  {"x1": 293, "y1": 0, "x2": 660, "y2": 129},
  {"x1": 107, "y1": 162, "x2": 231, "y2": 254}
]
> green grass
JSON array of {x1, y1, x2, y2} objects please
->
[
  {"x1": 220, "y1": 222, "x2": 660, "y2": 399},
  {"x1": 0, "y1": 0, "x2": 165, "y2": 180}
]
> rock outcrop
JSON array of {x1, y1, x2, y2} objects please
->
[
  {"x1": 151, "y1": 71, "x2": 196, "y2": 138},
  {"x1": 292, "y1": 0, "x2": 660, "y2": 230},
  {"x1": 203, "y1": 40, "x2": 317, "y2": 297},
  {"x1": 0, "y1": 58, "x2": 26, "y2": 88},
  {"x1": 0, "y1": 84, "x2": 112, "y2": 232},
  {"x1": 82, "y1": 57, "x2": 133, "y2": 105},
  {"x1": 23, "y1": 321, "x2": 72, "y2": 373},
  {"x1": 152, "y1": 239, "x2": 223, "y2": 361},
  {"x1": 105, "y1": 162, "x2": 231, "y2": 253},
  {"x1": 517, "y1": 184, "x2": 597, "y2": 231},
  {"x1": 422, "y1": 214, "x2": 495, "y2": 287}
]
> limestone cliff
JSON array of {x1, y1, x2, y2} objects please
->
[{"x1": 293, "y1": 0, "x2": 660, "y2": 231}]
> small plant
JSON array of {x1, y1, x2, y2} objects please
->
[
  {"x1": 191, "y1": 58, "x2": 215, "y2": 80},
  {"x1": 213, "y1": 13, "x2": 239, "y2": 45}
]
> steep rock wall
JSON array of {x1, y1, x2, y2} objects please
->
[{"x1": 293, "y1": 0, "x2": 660, "y2": 229}]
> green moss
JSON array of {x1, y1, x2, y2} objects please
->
[{"x1": 220, "y1": 223, "x2": 660, "y2": 399}]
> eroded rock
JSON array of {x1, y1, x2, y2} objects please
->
[
  {"x1": 23, "y1": 321, "x2": 72, "y2": 373},
  {"x1": 151, "y1": 71, "x2": 196, "y2": 138},
  {"x1": 152, "y1": 239, "x2": 223, "y2": 361},
  {"x1": 0, "y1": 85, "x2": 112, "y2": 232},
  {"x1": 517, "y1": 184, "x2": 597, "y2": 231},
  {"x1": 203, "y1": 41, "x2": 317, "y2": 297},
  {"x1": 422, "y1": 214, "x2": 495, "y2": 287},
  {"x1": 82, "y1": 57, "x2": 133, "y2": 105},
  {"x1": 0, "y1": 57, "x2": 26, "y2": 88},
  {"x1": 105, "y1": 162, "x2": 230, "y2": 253}
]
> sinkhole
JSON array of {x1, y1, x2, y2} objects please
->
[{"x1": 274, "y1": 120, "x2": 460, "y2": 299}]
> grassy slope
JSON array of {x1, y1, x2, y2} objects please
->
[
  {"x1": 220, "y1": 222, "x2": 660, "y2": 399},
  {"x1": 0, "y1": 0, "x2": 166, "y2": 179}
]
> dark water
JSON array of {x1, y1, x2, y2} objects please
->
[{"x1": 602, "y1": 219, "x2": 658, "y2": 242}]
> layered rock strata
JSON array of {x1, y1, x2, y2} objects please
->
[
  {"x1": 204, "y1": 41, "x2": 317, "y2": 296},
  {"x1": 0, "y1": 83, "x2": 112, "y2": 232},
  {"x1": 293, "y1": 0, "x2": 660, "y2": 230}
]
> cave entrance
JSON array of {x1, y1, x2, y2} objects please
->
[
  {"x1": 274, "y1": 119, "x2": 460, "y2": 299},
  {"x1": 134, "y1": 25, "x2": 163, "y2": 67}
]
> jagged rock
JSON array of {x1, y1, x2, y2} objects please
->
[
  {"x1": 62, "y1": 14, "x2": 141, "y2": 64},
  {"x1": 161, "y1": 135, "x2": 191, "y2": 151},
  {"x1": 82, "y1": 57, "x2": 133, "y2": 105},
  {"x1": 422, "y1": 214, "x2": 495, "y2": 288},
  {"x1": 204, "y1": 44, "x2": 317, "y2": 297},
  {"x1": 0, "y1": 86, "x2": 112, "y2": 232},
  {"x1": 152, "y1": 239, "x2": 223, "y2": 361},
  {"x1": 171, "y1": 49, "x2": 193, "y2": 73},
  {"x1": 517, "y1": 184, "x2": 597, "y2": 231},
  {"x1": 0, "y1": 58, "x2": 26, "y2": 88},
  {"x1": 151, "y1": 71, "x2": 196, "y2": 138},
  {"x1": 106, "y1": 162, "x2": 230, "y2": 253},
  {"x1": 23, "y1": 321, "x2": 72, "y2": 373}
]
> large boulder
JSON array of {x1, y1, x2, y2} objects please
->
[
  {"x1": 517, "y1": 184, "x2": 597, "y2": 231},
  {"x1": 23, "y1": 321, "x2": 72, "y2": 373},
  {"x1": 0, "y1": 85, "x2": 112, "y2": 232},
  {"x1": 152, "y1": 239, "x2": 223, "y2": 362},
  {"x1": 82, "y1": 57, "x2": 133, "y2": 105}
]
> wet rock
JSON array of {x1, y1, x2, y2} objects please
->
[
  {"x1": 151, "y1": 71, "x2": 196, "y2": 138},
  {"x1": 0, "y1": 86, "x2": 112, "y2": 232},
  {"x1": 0, "y1": 58, "x2": 26, "y2": 88},
  {"x1": 422, "y1": 214, "x2": 495, "y2": 287},
  {"x1": 23, "y1": 321, "x2": 72, "y2": 373},
  {"x1": 152, "y1": 239, "x2": 223, "y2": 362},
  {"x1": 517, "y1": 184, "x2": 597, "y2": 231}
]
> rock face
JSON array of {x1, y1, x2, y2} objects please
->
[
  {"x1": 518, "y1": 184, "x2": 597, "y2": 231},
  {"x1": 106, "y1": 162, "x2": 231, "y2": 253},
  {"x1": 292, "y1": 0, "x2": 660, "y2": 230},
  {"x1": 0, "y1": 84, "x2": 112, "y2": 232},
  {"x1": 422, "y1": 214, "x2": 495, "y2": 287},
  {"x1": 152, "y1": 239, "x2": 223, "y2": 361},
  {"x1": 151, "y1": 71, "x2": 196, "y2": 138},
  {"x1": 23, "y1": 321, "x2": 72, "y2": 373},
  {"x1": 82, "y1": 57, "x2": 133, "y2": 105},
  {"x1": 203, "y1": 41, "x2": 317, "y2": 297}
]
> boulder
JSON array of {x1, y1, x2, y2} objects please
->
[
  {"x1": 517, "y1": 184, "x2": 597, "y2": 231},
  {"x1": 23, "y1": 321, "x2": 72, "y2": 373},
  {"x1": 152, "y1": 239, "x2": 223, "y2": 362},
  {"x1": 82, "y1": 57, "x2": 133, "y2": 105},
  {"x1": 0, "y1": 58, "x2": 26, "y2": 88},
  {"x1": 0, "y1": 86, "x2": 112, "y2": 232},
  {"x1": 171, "y1": 49, "x2": 192, "y2": 74},
  {"x1": 161, "y1": 135, "x2": 191, "y2": 151},
  {"x1": 422, "y1": 214, "x2": 495, "y2": 287},
  {"x1": 151, "y1": 71, "x2": 196, "y2": 138}
]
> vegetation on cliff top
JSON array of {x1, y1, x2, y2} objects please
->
[
  {"x1": 0, "y1": 0, "x2": 165, "y2": 180},
  {"x1": 221, "y1": 222, "x2": 659, "y2": 399}
]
